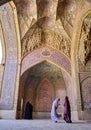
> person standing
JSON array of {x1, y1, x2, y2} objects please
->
[
  {"x1": 51, "y1": 98, "x2": 62, "y2": 123},
  {"x1": 24, "y1": 101, "x2": 33, "y2": 119},
  {"x1": 63, "y1": 96, "x2": 72, "y2": 123}
]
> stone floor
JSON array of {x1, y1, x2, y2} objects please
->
[{"x1": 0, "y1": 119, "x2": 91, "y2": 130}]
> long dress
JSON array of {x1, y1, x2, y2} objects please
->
[
  {"x1": 51, "y1": 98, "x2": 61, "y2": 122},
  {"x1": 63, "y1": 96, "x2": 72, "y2": 123},
  {"x1": 24, "y1": 102, "x2": 33, "y2": 119}
]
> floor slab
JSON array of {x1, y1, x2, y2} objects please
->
[{"x1": 0, "y1": 119, "x2": 91, "y2": 130}]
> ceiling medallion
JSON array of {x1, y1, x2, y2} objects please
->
[{"x1": 42, "y1": 50, "x2": 50, "y2": 56}]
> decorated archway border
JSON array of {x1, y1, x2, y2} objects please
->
[
  {"x1": 18, "y1": 48, "x2": 72, "y2": 118},
  {"x1": 21, "y1": 46, "x2": 71, "y2": 76}
]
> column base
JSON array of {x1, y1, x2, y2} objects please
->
[{"x1": 0, "y1": 110, "x2": 16, "y2": 119}]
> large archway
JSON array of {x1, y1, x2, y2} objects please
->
[{"x1": 17, "y1": 47, "x2": 72, "y2": 119}]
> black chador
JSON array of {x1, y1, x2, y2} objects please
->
[{"x1": 24, "y1": 101, "x2": 33, "y2": 119}]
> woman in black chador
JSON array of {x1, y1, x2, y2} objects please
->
[
  {"x1": 63, "y1": 96, "x2": 72, "y2": 123},
  {"x1": 24, "y1": 101, "x2": 33, "y2": 119}
]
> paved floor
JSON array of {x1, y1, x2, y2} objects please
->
[{"x1": 0, "y1": 119, "x2": 91, "y2": 130}]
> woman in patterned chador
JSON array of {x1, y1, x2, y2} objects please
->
[
  {"x1": 51, "y1": 98, "x2": 62, "y2": 123},
  {"x1": 63, "y1": 96, "x2": 72, "y2": 123}
]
